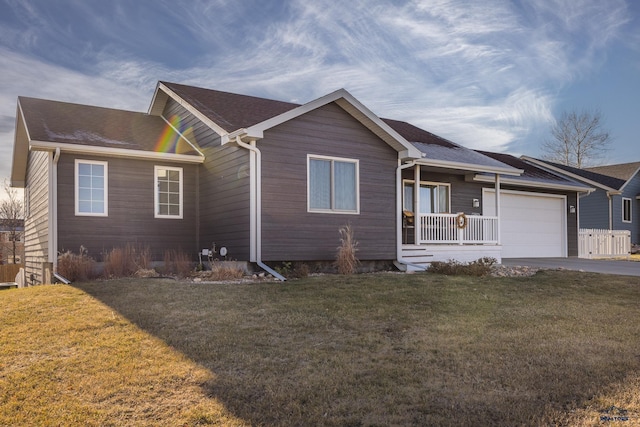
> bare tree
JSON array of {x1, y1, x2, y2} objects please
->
[
  {"x1": 0, "y1": 180, "x2": 24, "y2": 264},
  {"x1": 541, "y1": 109, "x2": 612, "y2": 168}
]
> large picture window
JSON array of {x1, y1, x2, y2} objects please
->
[
  {"x1": 623, "y1": 198, "x2": 632, "y2": 223},
  {"x1": 75, "y1": 160, "x2": 108, "y2": 216},
  {"x1": 155, "y1": 166, "x2": 183, "y2": 219},
  {"x1": 308, "y1": 155, "x2": 359, "y2": 213}
]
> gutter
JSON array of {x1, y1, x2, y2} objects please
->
[
  {"x1": 233, "y1": 135, "x2": 286, "y2": 281},
  {"x1": 50, "y1": 147, "x2": 61, "y2": 271}
]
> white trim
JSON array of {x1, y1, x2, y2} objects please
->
[
  {"x1": 472, "y1": 174, "x2": 594, "y2": 193},
  {"x1": 154, "y1": 165, "x2": 184, "y2": 219},
  {"x1": 75, "y1": 159, "x2": 108, "y2": 217},
  {"x1": 156, "y1": 83, "x2": 229, "y2": 136},
  {"x1": 30, "y1": 140, "x2": 205, "y2": 164},
  {"x1": 622, "y1": 197, "x2": 632, "y2": 223},
  {"x1": 307, "y1": 154, "x2": 360, "y2": 214},
  {"x1": 415, "y1": 158, "x2": 522, "y2": 176}
]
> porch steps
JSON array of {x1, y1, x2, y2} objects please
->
[{"x1": 396, "y1": 246, "x2": 435, "y2": 272}]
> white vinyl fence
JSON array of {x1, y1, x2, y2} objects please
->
[{"x1": 578, "y1": 229, "x2": 631, "y2": 259}]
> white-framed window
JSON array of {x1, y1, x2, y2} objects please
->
[
  {"x1": 75, "y1": 159, "x2": 108, "y2": 216},
  {"x1": 155, "y1": 166, "x2": 183, "y2": 219},
  {"x1": 307, "y1": 155, "x2": 359, "y2": 214},
  {"x1": 622, "y1": 197, "x2": 632, "y2": 223},
  {"x1": 403, "y1": 180, "x2": 450, "y2": 214}
]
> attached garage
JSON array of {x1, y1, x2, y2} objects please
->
[{"x1": 483, "y1": 189, "x2": 567, "y2": 258}]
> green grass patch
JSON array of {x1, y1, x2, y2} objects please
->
[{"x1": 2, "y1": 270, "x2": 640, "y2": 425}]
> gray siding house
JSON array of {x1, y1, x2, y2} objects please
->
[
  {"x1": 525, "y1": 158, "x2": 640, "y2": 244},
  {"x1": 11, "y1": 82, "x2": 590, "y2": 283}
]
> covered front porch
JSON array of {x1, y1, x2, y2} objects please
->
[{"x1": 395, "y1": 160, "x2": 520, "y2": 270}]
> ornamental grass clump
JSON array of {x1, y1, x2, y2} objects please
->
[
  {"x1": 56, "y1": 246, "x2": 96, "y2": 282},
  {"x1": 103, "y1": 244, "x2": 152, "y2": 278},
  {"x1": 336, "y1": 224, "x2": 359, "y2": 275}
]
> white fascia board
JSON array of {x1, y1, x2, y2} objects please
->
[
  {"x1": 157, "y1": 82, "x2": 229, "y2": 137},
  {"x1": 245, "y1": 88, "x2": 422, "y2": 159},
  {"x1": 10, "y1": 102, "x2": 29, "y2": 188},
  {"x1": 221, "y1": 128, "x2": 264, "y2": 145},
  {"x1": 416, "y1": 158, "x2": 523, "y2": 176},
  {"x1": 522, "y1": 156, "x2": 617, "y2": 192},
  {"x1": 472, "y1": 174, "x2": 595, "y2": 193},
  {"x1": 29, "y1": 140, "x2": 205, "y2": 164}
]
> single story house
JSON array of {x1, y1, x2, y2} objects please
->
[
  {"x1": 524, "y1": 158, "x2": 640, "y2": 244},
  {"x1": 11, "y1": 82, "x2": 590, "y2": 283}
]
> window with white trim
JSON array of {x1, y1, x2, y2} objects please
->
[
  {"x1": 622, "y1": 197, "x2": 632, "y2": 223},
  {"x1": 75, "y1": 160, "x2": 108, "y2": 216},
  {"x1": 155, "y1": 166, "x2": 183, "y2": 218},
  {"x1": 403, "y1": 180, "x2": 450, "y2": 214},
  {"x1": 308, "y1": 155, "x2": 359, "y2": 213}
]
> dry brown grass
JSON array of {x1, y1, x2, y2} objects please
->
[
  {"x1": 3, "y1": 270, "x2": 640, "y2": 425},
  {"x1": 162, "y1": 248, "x2": 193, "y2": 277}
]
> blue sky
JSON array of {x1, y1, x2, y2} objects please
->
[{"x1": 1, "y1": 0, "x2": 639, "y2": 197}]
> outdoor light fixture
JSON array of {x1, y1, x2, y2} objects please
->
[
  {"x1": 569, "y1": 205, "x2": 576, "y2": 214},
  {"x1": 472, "y1": 198, "x2": 480, "y2": 208}
]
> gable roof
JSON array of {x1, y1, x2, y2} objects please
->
[
  {"x1": 474, "y1": 152, "x2": 592, "y2": 192},
  {"x1": 522, "y1": 157, "x2": 626, "y2": 192},
  {"x1": 154, "y1": 82, "x2": 521, "y2": 175},
  {"x1": 11, "y1": 97, "x2": 204, "y2": 186},
  {"x1": 585, "y1": 161, "x2": 640, "y2": 183}
]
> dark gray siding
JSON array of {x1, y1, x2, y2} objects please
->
[
  {"x1": 622, "y1": 174, "x2": 640, "y2": 243},
  {"x1": 56, "y1": 154, "x2": 198, "y2": 261},
  {"x1": 260, "y1": 102, "x2": 398, "y2": 261},
  {"x1": 24, "y1": 151, "x2": 50, "y2": 285},
  {"x1": 163, "y1": 98, "x2": 251, "y2": 260}
]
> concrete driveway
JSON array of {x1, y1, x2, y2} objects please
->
[{"x1": 502, "y1": 257, "x2": 640, "y2": 277}]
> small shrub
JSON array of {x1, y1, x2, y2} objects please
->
[
  {"x1": 208, "y1": 263, "x2": 245, "y2": 281},
  {"x1": 336, "y1": 224, "x2": 360, "y2": 275},
  {"x1": 57, "y1": 246, "x2": 96, "y2": 282},
  {"x1": 428, "y1": 257, "x2": 497, "y2": 276},
  {"x1": 163, "y1": 249, "x2": 193, "y2": 278},
  {"x1": 273, "y1": 262, "x2": 310, "y2": 279}
]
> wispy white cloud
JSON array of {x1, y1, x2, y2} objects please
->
[{"x1": 0, "y1": 0, "x2": 634, "y2": 198}]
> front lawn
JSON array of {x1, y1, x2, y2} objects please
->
[{"x1": 1, "y1": 270, "x2": 639, "y2": 426}]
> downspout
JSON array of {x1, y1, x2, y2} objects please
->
[
  {"x1": 606, "y1": 192, "x2": 613, "y2": 230},
  {"x1": 394, "y1": 160, "x2": 427, "y2": 271},
  {"x1": 50, "y1": 147, "x2": 61, "y2": 272},
  {"x1": 234, "y1": 136, "x2": 286, "y2": 281}
]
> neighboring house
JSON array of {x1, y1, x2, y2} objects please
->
[
  {"x1": 524, "y1": 158, "x2": 640, "y2": 244},
  {"x1": 11, "y1": 82, "x2": 590, "y2": 283},
  {"x1": 0, "y1": 219, "x2": 24, "y2": 264}
]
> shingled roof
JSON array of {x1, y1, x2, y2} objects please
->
[
  {"x1": 160, "y1": 81, "x2": 300, "y2": 132},
  {"x1": 585, "y1": 162, "x2": 640, "y2": 183},
  {"x1": 524, "y1": 158, "x2": 627, "y2": 190},
  {"x1": 477, "y1": 151, "x2": 591, "y2": 190},
  {"x1": 18, "y1": 96, "x2": 201, "y2": 156}
]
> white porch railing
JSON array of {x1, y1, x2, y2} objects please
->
[
  {"x1": 578, "y1": 229, "x2": 630, "y2": 259},
  {"x1": 419, "y1": 213, "x2": 499, "y2": 245}
]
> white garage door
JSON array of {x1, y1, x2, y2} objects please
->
[{"x1": 483, "y1": 190, "x2": 566, "y2": 258}]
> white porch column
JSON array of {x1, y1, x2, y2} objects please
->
[
  {"x1": 495, "y1": 174, "x2": 501, "y2": 245},
  {"x1": 414, "y1": 165, "x2": 421, "y2": 244}
]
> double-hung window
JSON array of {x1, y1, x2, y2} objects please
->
[
  {"x1": 155, "y1": 166, "x2": 183, "y2": 219},
  {"x1": 308, "y1": 155, "x2": 359, "y2": 213},
  {"x1": 622, "y1": 198, "x2": 632, "y2": 223},
  {"x1": 75, "y1": 160, "x2": 108, "y2": 216}
]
